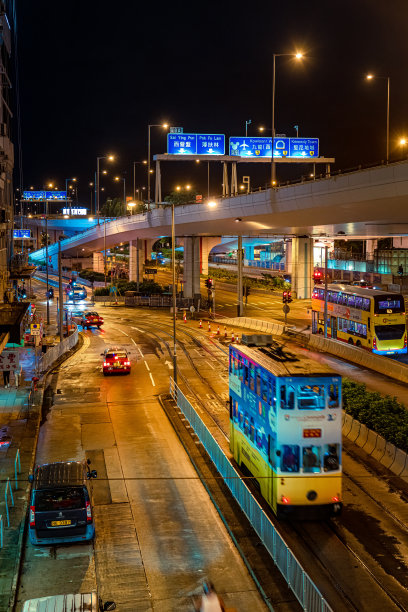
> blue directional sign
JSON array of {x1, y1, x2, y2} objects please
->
[
  {"x1": 229, "y1": 136, "x2": 319, "y2": 158},
  {"x1": 229, "y1": 137, "x2": 272, "y2": 157},
  {"x1": 289, "y1": 138, "x2": 319, "y2": 158},
  {"x1": 23, "y1": 191, "x2": 67, "y2": 200},
  {"x1": 13, "y1": 229, "x2": 31, "y2": 239},
  {"x1": 167, "y1": 133, "x2": 225, "y2": 155}
]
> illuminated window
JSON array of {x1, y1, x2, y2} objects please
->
[
  {"x1": 302, "y1": 446, "x2": 321, "y2": 473},
  {"x1": 281, "y1": 444, "x2": 299, "y2": 473}
]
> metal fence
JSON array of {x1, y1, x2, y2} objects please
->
[
  {"x1": 246, "y1": 260, "x2": 285, "y2": 271},
  {"x1": 169, "y1": 379, "x2": 333, "y2": 612},
  {"x1": 38, "y1": 326, "x2": 79, "y2": 374},
  {"x1": 124, "y1": 295, "x2": 196, "y2": 308}
]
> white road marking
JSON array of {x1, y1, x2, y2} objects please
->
[
  {"x1": 131, "y1": 338, "x2": 138, "y2": 346},
  {"x1": 149, "y1": 373, "x2": 156, "y2": 386},
  {"x1": 117, "y1": 328, "x2": 129, "y2": 336},
  {"x1": 144, "y1": 361, "x2": 150, "y2": 372},
  {"x1": 207, "y1": 361, "x2": 216, "y2": 370}
]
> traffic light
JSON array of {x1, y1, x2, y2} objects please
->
[
  {"x1": 313, "y1": 270, "x2": 322, "y2": 284},
  {"x1": 242, "y1": 285, "x2": 251, "y2": 297},
  {"x1": 287, "y1": 291, "x2": 292, "y2": 303},
  {"x1": 283, "y1": 291, "x2": 288, "y2": 303},
  {"x1": 205, "y1": 278, "x2": 213, "y2": 289}
]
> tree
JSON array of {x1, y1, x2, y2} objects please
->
[
  {"x1": 40, "y1": 232, "x2": 50, "y2": 247},
  {"x1": 164, "y1": 188, "x2": 199, "y2": 206},
  {"x1": 101, "y1": 197, "x2": 126, "y2": 217}
]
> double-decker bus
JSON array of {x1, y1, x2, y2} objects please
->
[
  {"x1": 229, "y1": 340, "x2": 342, "y2": 519},
  {"x1": 311, "y1": 283, "x2": 407, "y2": 355}
]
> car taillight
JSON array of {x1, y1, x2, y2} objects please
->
[
  {"x1": 29, "y1": 506, "x2": 35, "y2": 527},
  {"x1": 103, "y1": 362, "x2": 107, "y2": 367},
  {"x1": 404, "y1": 335, "x2": 407, "y2": 348},
  {"x1": 281, "y1": 495, "x2": 290, "y2": 504},
  {"x1": 86, "y1": 501, "x2": 92, "y2": 523},
  {"x1": 124, "y1": 361, "x2": 130, "y2": 366},
  {"x1": 332, "y1": 495, "x2": 340, "y2": 503}
]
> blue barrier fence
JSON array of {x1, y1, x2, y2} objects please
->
[
  {"x1": 170, "y1": 379, "x2": 333, "y2": 612},
  {"x1": 4, "y1": 477, "x2": 14, "y2": 527},
  {"x1": 14, "y1": 449, "x2": 21, "y2": 490}
]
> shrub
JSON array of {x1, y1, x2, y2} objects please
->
[{"x1": 342, "y1": 379, "x2": 408, "y2": 453}]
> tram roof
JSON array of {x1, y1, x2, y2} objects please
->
[
  {"x1": 231, "y1": 344, "x2": 338, "y2": 378},
  {"x1": 321, "y1": 284, "x2": 403, "y2": 298}
]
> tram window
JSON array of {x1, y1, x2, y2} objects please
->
[
  {"x1": 238, "y1": 358, "x2": 244, "y2": 381},
  {"x1": 261, "y1": 376, "x2": 268, "y2": 402},
  {"x1": 269, "y1": 379, "x2": 276, "y2": 407},
  {"x1": 328, "y1": 384, "x2": 339, "y2": 408},
  {"x1": 244, "y1": 364, "x2": 249, "y2": 386},
  {"x1": 249, "y1": 366, "x2": 255, "y2": 391},
  {"x1": 298, "y1": 384, "x2": 325, "y2": 410},
  {"x1": 239, "y1": 411, "x2": 244, "y2": 430},
  {"x1": 250, "y1": 418, "x2": 255, "y2": 443},
  {"x1": 256, "y1": 372, "x2": 261, "y2": 396},
  {"x1": 323, "y1": 444, "x2": 340, "y2": 471},
  {"x1": 244, "y1": 416, "x2": 249, "y2": 435},
  {"x1": 280, "y1": 385, "x2": 286, "y2": 408},
  {"x1": 281, "y1": 444, "x2": 299, "y2": 472},
  {"x1": 302, "y1": 446, "x2": 321, "y2": 473},
  {"x1": 233, "y1": 400, "x2": 239, "y2": 419},
  {"x1": 256, "y1": 429, "x2": 263, "y2": 449},
  {"x1": 268, "y1": 433, "x2": 277, "y2": 466},
  {"x1": 288, "y1": 385, "x2": 295, "y2": 410}
]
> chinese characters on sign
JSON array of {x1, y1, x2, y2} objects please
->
[
  {"x1": 13, "y1": 229, "x2": 31, "y2": 239},
  {"x1": 22, "y1": 191, "x2": 68, "y2": 200},
  {"x1": 167, "y1": 133, "x2": 225, "y2": 155},
  {"x1": 62, "y1": 208, "x2": 87, "y2": 216},
  {"x1": 229, "y1": 137, "x2": 319, "y2": 158},
  {"x1": 0, "y1": 350, "x2": 19, "y2": 371}
]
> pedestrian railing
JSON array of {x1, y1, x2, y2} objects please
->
[
  {"x1": 169, "y1": 378, "x2": 333, "y2": 612},
  {"x1": 38, "y1": 326, "x2": 79, "y2": 374},
  {"x1": 14, "y1": 449, "x2": 21, "y2": 490},
  {"x1": 4, "y1": 477, "x2": 14, "y2": 527}
]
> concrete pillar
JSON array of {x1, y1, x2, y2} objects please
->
[
  {"x1": 93, "y1": 252, "x2": 104, "y2": 273},
  {"x1": 366, "y1": 239, "x2": 378, "y2": 259},
  {"x1": 200, "y1": 236, "x2": 221, "y2": 275},
  {"x1": 183, "y1": 236, "x2": 200, "y2": 299},
  {"x1": 285, "y1": 240, "x2": 292, "y2": 274},
  {"x1": 237, "y1": 235, "x2": 243, "y2": 316},
  {"x1": 129, "y1": 239, "x2": 144, "y2": 282},
  {"x1": 290, "y1": 237, "x2": 314, "y2": 299},
  {"x1": 143, "y1": 238, "x2": 155, "y2": 263}
]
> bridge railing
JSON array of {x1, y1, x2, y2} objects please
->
[{"x1": 169, "y1": 378, "x2": 333, "y2": 612}]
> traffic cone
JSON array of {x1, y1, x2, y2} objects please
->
[
  {"x1": 216, "y1": 325, "x2": 220, "y2": 335},
  {"x1": 183, "y1": 311, "x2": 187, "y2": 323},
  {"x1": 199, "y1": 319, "x2": 202, "y2": 328},
  {"x1": 236, "y1": 335, "x2": 240, "y2": 344},
  {"x1": 208, "y1": 321, "x2": 211, "y2": 332},
  {"x1": 231, "y1": 331, "x2": 235, "y2": 342},
  {"x1": 224, "y1": 326, "x2": 227, "y2": 339}
]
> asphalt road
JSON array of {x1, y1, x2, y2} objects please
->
[{"x1": 16, "y1": 288, "x2": 270, "y2": 611}]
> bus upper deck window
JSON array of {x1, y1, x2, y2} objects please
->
[{"x1": 280, "y1": 385, "x2": 286, "y2": 408}]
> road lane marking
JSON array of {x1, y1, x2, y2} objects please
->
[
  {"x1": 144, "y1": 361, "x2": 150, "y2": 371},
  {"x1": 149, "y1": 373, "x2": 156, "y2": 386},
  {"x1": 117, "y1": 329, "x2": 129, "y2": 336}
]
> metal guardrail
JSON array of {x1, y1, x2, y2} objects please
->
[
  {"x1": 4, "y1": 477, "x2": 14, "y2": 527},
  {"x1": 169, "y1": 378, "x2": 333, "y2": 612},
  {"x1": 38, "y1": 326, "x2": 79, "y2": 374},
  {"x1": 14, "y1": 449, "x2": 21, "y2": 490}
]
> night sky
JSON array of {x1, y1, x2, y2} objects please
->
[{"x1": 16, "y1": 0, "x2": 408, "y2": 205}]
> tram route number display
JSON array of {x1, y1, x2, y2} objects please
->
[{"x1": 303, "y1": 428, "x2": 322, "y2": 438}]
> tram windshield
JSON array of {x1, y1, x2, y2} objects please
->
[{"x1": 298, "y1": 384, "x2": 325, "y2": 410}]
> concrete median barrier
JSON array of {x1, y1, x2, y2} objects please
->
[
  {"x1": 348, "y1": 419, "x2": 361, "y2": 443},
  {"x1": 355, "y1": 423, "x2": 369, "y2": 449},
  {"x1": 371, "y1": 434, "x2": 387, "y2": 463},
  {"x1": 380, "y1": 442, "x2": 397, "y2": 470},
  {"x1": 389, "y1": 448, "x2": 408, "y2": 476},
  {"x1": 361, "y1": 429, "x2": 378, "y2": 456}
]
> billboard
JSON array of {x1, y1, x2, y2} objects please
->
[
  {"x1": 167, "y1": 133, "x2": 225, "y2": 155},
  {"x1": 229, "y1": 137, "x2": 319, "y2": 158},
  {"x1": 23, "y1": 191, "x2": 67, "y2": 200}
]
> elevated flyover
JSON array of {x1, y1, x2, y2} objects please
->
[{"x1": 28, "y1": 160, "x2": 408, "y2": 297}]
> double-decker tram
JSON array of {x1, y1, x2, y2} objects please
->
[
  {"x1": 229, "y1": 338, "x2": 342, "y2": 519},
  {"x1": 311, "y1": 283, "x2": 407, "y2": 355}
]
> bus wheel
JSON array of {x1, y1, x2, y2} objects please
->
[
  {"x1": 348, "y1": 338, "x2": 354, "y2": 345},
  {"x1": 356, "y1": 340, "x2": 362, "y2": 347}
]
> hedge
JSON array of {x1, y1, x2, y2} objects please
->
[{"x1": 342, "y1": 379, "x2": 408, "y2": 453}]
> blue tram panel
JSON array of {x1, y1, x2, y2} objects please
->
[{"x1": 229, "y1": 344, "x2": 342, "y2": 519}]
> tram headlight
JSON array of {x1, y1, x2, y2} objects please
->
[{"x1": 306, "y1": 490, "x2": 318, "y2": 501}]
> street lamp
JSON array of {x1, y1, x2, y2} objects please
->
[
  {"x1": 147, "y1": 123, "x2": 169, "y2": 210},
  {"x1": 114, "y1": 176, "x2": 126, "y2": 211},
  {"x1": 132, "y1": 160, "x2": 147, "y2": 200},
  {"x1": 366, "y1": 74, "x2": 390, "y2": 163},
  {"x1": 65, "y1": 177, "x2": 76, "y2": 214},
  {"x1": 245, "y1": 119, "x2": 252, "y2": 137},
  {"x1": 399, "y1": 137, "x2": 407, "y2": 158},
  {"x1": 96, "y1": 155, "x2": 114, "y2": 223},
  {"x1": 271, "y1": 51, "x2": 304, "y2": 185},
  {"x1": 127, "y1": 201, "x2": 136, "y2": 215}
]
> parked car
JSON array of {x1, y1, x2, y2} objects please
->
[{"x1": 28, "y1": 460, "x2": 97, "y2": 545}]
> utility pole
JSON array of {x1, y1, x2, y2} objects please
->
[
  {"x1": 58, "y1": 239, "x2": 63, "y2": 340},
  {"x1": 45, "y1": 205, "x2": 50, "y2": 325},
  {"x1": 324, "y1": 245, "x2": 328, "y2": 338},
  {"x1": 237, "y1": 236, "x2": 243, "y2": 316}
]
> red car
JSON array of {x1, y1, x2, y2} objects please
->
[
  {"x1": 102, "y1": 347, "x2": 131, "y2": 375},
  {"x1": 81, "y1": 311, "x2": 103, "y2": 329}
]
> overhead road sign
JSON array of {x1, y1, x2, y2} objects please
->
[
  {"x1": 13, "y1": 229, "x2": 31, "y2": 239},
  {"x1": 23, "y1": 191, "x2": 67, "y2": 200},
  {"x1": 155, "y1": 153, "x2": 334, "y2": 164},
  {"x1": 229, "y1": 136, "x2": 319, "y2": 158},
  {"x1": 170, "y1": 127, "x2": 183, "y2": 134},
  {"x1": 167, "y1": 133, "x2": 225, "y2": 155},
  {"x1": 62, "y1": 208, "x2": 87, "y2": 216}
]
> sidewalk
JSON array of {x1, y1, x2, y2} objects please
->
[{"x1": 0, "y1": 385, "x2": 42, "y2": 612}]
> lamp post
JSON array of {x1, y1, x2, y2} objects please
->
[
  {"x1": 245, "y1": 119, "x2": 252, "y2": 137},
  {"x1": 399, "y1": 137, "x2": 407, "y2": 158},
  {"x1": 147, "y1": 124, "x2": 168, "y2": 211},
  {"x1": 96, "y1": 155, "x2": 114, "y2": 223},
  {"x1": 114, "y1": 176, "x2": 126, "y2": 210},
  {"x1": 65, "y1": 178, "x2": 76, "y2": 215},
  {"x1": 366, "y1": 74, "x2": 390, "y2": 163},
  {"x1": 133, "y1": 160, "x2": 147, "y2": 200},
  {"x1": 271, "y1": 51, "x2": 304, "y2": 186}
]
